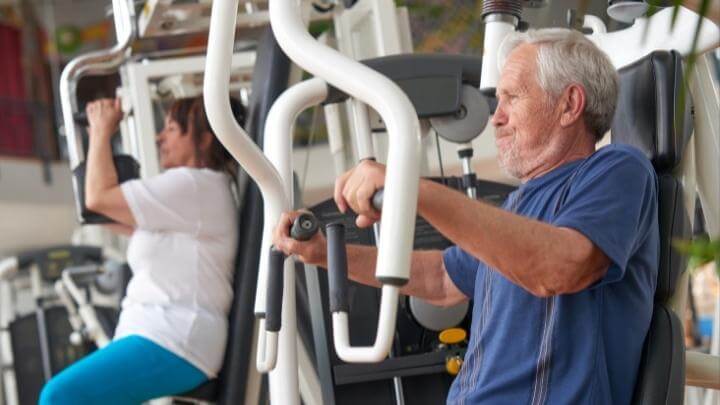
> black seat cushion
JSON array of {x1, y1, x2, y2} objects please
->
[
  {"x1": 612, "y1": 50, "x2": 693, "y2": 173},
  {"x1": 631, "y1": 305, "x2": 685, "y2": 405},
  {"x1": 175, "y1": 378, "x2": 219, "y2": 401},
  {"x1": 655, "y1": 174, "x2": 690, "y2": 302}
]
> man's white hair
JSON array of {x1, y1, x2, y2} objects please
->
[{"x1": 497, "y1": 28, "x2": 619, "y2": 141}]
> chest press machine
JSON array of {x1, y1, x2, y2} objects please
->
[{"x1": 204, "y1": 1, "x2": 720, "y2": 405}]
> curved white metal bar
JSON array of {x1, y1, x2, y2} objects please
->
[
  {"x1": 61, "y1": 267, "x2": 111, "y2": 347},
  {"x1": 0, "y1": 257, "x2": 18, "y2": 281},
  {"x1": 258, "y1": 77, "x2": 328, "y2": 399},
  {"x1": 270, "y1": 0, "x2": 421, "y2": 364},
  {"x1": 58, "y1": 0, "x2": 135, "y2": 170},
  {"x1": 583, "y1": 14, "x2": 607, "y2": 34},
  {"x1": 256, "y1": 322, "x2": 278, "y2": 372},
  {"x1": 204, "y1": 0, "x2": 289, "y2": 374},
  {"x1": 689, "y1": 54, "x2": 720, "y2": 238},
  {"x1": 332, "y1": 285, "x2": 400, "y2": 362},
  {"x1": 586, "y1": 6, "x2": 720, "y2": 70}
]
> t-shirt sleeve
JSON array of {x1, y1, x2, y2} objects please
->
[
  {"x1": 121, "y1": 168, "x2": 200, "y2": 234},
  {"x1": 442, "y1": 246, "x2": 479, "y2": 298},
  {"x1": 552, "y1": 147, "x2": 657, "y2": 287}
]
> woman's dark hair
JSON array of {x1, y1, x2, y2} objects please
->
[{"x1": 167, "y1": 96, "x2": 246, "y2": 179}]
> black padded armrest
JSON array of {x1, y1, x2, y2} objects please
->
[
  {"x1": 612, "y1": 51, "x2": 693, "y2": 173},
  {"x1": 72, "y1": 154, "x2": 140, "y2": 224}
]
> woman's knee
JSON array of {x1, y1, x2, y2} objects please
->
[{"x1": 39, "y1": 377, "x2": 67, "y2": 405}]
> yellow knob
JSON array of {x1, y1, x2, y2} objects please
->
[
  {"x1": 439, "y1": 328, "x2": 467, "y2": 345},
  {"x1": 446, "y1": 356, "x2": 463, "y2": 376}
]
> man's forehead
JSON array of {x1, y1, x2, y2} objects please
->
[
  {"x1": 498, "y1": 44, "x2": 537, "y2": 90},
  {"x1": 504, "y1": 44, "x2": 537, "y2": 74}
]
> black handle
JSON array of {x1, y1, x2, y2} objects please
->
[
  {"x1": 266, "y1": 212, "x2": 320, "y2": 332},
  {"x1": 326, "y1": 223, "x2": 349, "y2": 313},
  {"x1": 291, "y1": 212, "x2": 319, "y2": 241},
  {"x1": 74, "y1": 111, "x2": 89, "y2": 127},
  {"x1": 372, "y1": 188, "x2": 384, "y2": 211},
  {"x1": 265, "y1": 247, "x2": 286, "y2": 333}
]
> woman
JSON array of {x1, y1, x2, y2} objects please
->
[{"x1": 40, "y1": 96, "x2": 244, "y2": 404}]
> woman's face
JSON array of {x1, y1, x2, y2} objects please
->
[{"x1": 156, "y1": 116, "x2": 198, "y2": 169}]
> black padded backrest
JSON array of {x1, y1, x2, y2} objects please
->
[
  {"x1": 612, "y1": 51, "x2": 690, "y2": 405},
  {"x1": 612, "y1": 50, "x2": 693, "y2": 302},
  {"x1": 611, "y1": 51, "x2": 693, "y2": 173},
  {"x1": 631, "y1": 305, "x2": 685, "y2": 405},
  {"x1": 656, "y1": 175, "x2": 690, "y2": 302}
]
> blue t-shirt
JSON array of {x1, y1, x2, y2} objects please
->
[{"x1": 443, "y1": 144, "x2": 659, "y2": 405}]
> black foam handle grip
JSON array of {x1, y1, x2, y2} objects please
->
[
  {"x1": 326, "y1": 223, "x2": 350, "y2": 313},
  {"x1": 372, "y1": 188, "x2": 384, "y2": 211},
  {"x1": 266, "y1": 247, "x2": 286, "y2": 332},
  {"x1": 74, "y1": 112, "x2": 89, "y2": 126},
  {"x1": 291, "y1": 212, "x2": 319, "y2": 241}
]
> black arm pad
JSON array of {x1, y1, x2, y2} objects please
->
[
  {"x1": 265, "y1": 247, "x2": 286, "y2": 332},
  {"x1": 326, "y1": 223, "x2": 350, "y2": 313}
]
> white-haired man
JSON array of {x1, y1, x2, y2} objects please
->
[{"x1": 274, "y1": 28, "x2": 659, "y2": 404}]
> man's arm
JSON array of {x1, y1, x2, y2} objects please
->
[
  {"x1": 336, "y1": 161, "x2": 610, "y2": 298},
  {"x1": 417, "y1": 179, "x2": 609, "y2": 297},
  {"x1": 272, "y1": 212, "x2": 468, "y2": 306}
]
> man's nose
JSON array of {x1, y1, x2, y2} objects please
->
[{"x1": 491, "y1": 107, "x2": 507, "y2": 127}]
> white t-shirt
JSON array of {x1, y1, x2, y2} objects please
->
[{"x1": 115, "y1": 167, "x2": 238, "y2": 377}]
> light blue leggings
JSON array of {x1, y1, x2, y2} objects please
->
[{"x1": 39, "y1": 335, "x2": 207, "y2": 405}]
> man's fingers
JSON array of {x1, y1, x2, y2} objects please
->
[
  {"x1": 356, "y1": 185, "x2": 379, "y2": 218},
  {"x1": 334, "y1": 170, "x2": 351, "y2": 213},
  {"x1": 356, "y1": 214, "x2": 379, "y2": 229}
]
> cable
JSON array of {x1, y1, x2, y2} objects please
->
[
  {"x1": 299, "y1": 105, "x2": 321, "y2": 198},
  {"x1": 435, "y1": 131, "x2": 446, "y2": 185}
]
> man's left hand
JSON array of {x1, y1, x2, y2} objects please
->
[{"x1": 334, "y1": 160, "x2": 386, "y2": 228}]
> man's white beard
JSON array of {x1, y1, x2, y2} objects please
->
[
  {"x1": 497, "y1": 134, "x2": 556, "y2": 181},
  {"x1": 497, "y1": 142, "x2": 525, "y2": 179}
]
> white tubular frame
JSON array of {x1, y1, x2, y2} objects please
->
[
  {"x1": 270, "y1": 0, "x2": 421, "y2": 363},
  {"x1": 586, "y1": 6, "x2": 720, "y2": 70},
  {"x1": 0, "y1": 258, "x2": 18, "y2": 281},
  {"x1": 204, "y1": 0, "x2": 290, "y2": 375},
  {"x1": 60, "y1": 266, "x2": 111, "y2": 348},
  {"x1": 58, "y1": 0, "x2": 135, "y2": 221},
  {"x1": 260, "y1": 77, "x2": 329, "y2": 402},
  {"x1": 480, "y1": 16, "x2": 517, "y2": 92},
  {"x1": 323, "y1": 103, "x2": 348, "y2": 176},
  {"x1": 58, "y1": 0, "x2": 135, "y2": 170}
]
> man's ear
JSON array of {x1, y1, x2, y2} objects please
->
[{"x1": 559, "y1": 84, "x2": 586, "y2": 128}]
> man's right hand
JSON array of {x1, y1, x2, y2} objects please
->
[{"x1": 273, "y1": 211, "x2": 328, "y2": 267}]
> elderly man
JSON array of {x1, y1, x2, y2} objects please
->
[{"x1": 274, "y1": 28, "x2": 659, "y2": 404}]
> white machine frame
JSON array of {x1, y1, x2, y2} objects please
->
[
  {"x1": 204, "y1": 2, "x2": 720, "y2": 404},
  {"x1": 119, "y1": 52, "x2": 256, "y2": 178},
  {"x1": 51, "y1": 1, "x2": 720, "y2": 404}
]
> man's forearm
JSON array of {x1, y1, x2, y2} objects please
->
[
  {"x1": 416, "y1": 179, "x2": 600, "y2": 296},
  {"x1": 321, "y1": 244, "x2": 451, "y2": 303}
]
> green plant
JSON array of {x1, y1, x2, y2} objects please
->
[{"x1": 673, "y1": 237, "x2": 720, "y2": 277}]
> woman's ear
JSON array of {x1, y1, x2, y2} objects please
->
[{"x1": 200, "y1": 131, "x2": 214, "y2": 152}]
